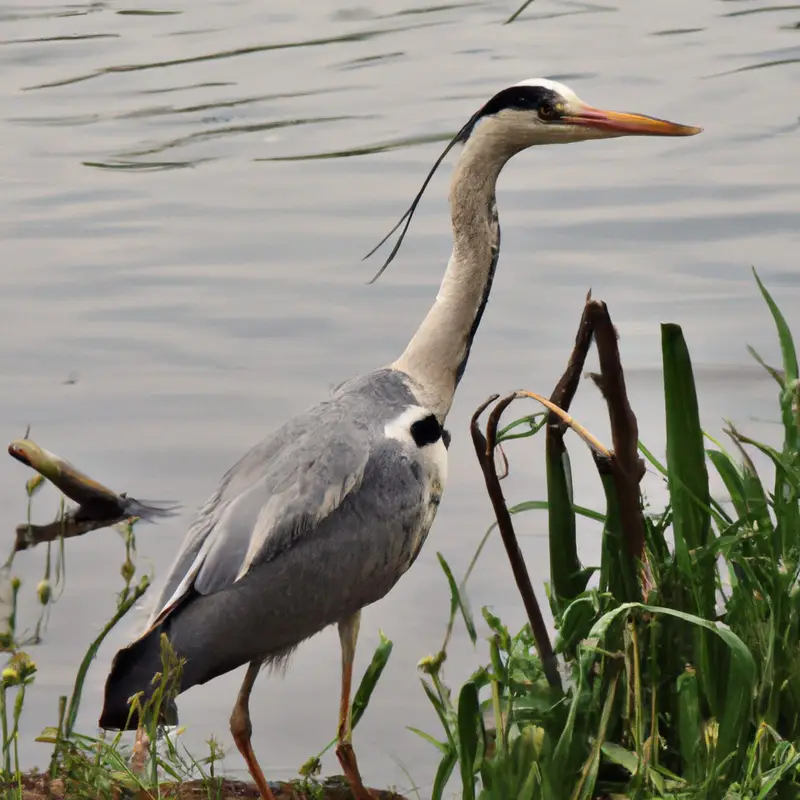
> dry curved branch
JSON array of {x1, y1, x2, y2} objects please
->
[
  {"x1": 516, "y1": 392, "x2": 611, "y2": 458},
  {"x1": 471, "y1": 394, "x2": 562, "y2": 692}
]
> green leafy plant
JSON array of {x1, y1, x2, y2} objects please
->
[{"x1": 413, "y1": 270, "x2": 800, "y2": 799}]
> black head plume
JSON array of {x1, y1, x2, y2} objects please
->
[
  {"x1": 363, "y1": 83, "x2": 564, "y2": 284},
  {"x1": 362, "y1": 113, "x2": 478, "y2": 285}
]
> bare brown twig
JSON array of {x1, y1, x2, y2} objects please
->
[
  {"x1": 14, "y1": 514, "x2": 131, "y2": 552},
  {"x1": 548, "y1": 290, "x2": 595, "y2": 414},
  {"x1": 585, "y1": 301, "x2": 648, "y2": 582},
  {"x1": 470, "y1": 396, "x2": 562, "y2": 691}
]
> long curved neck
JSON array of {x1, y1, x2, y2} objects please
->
[{"x1": 391, "y1": 129, "x2": 515, "y2": 421}]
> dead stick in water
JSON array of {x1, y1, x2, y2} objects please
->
[{"x1": 8, "y1": 438, "x2": 178, "y2": 552}]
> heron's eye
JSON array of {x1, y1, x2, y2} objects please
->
[{"x1": 538, "y1": 101, "x2": 563, "y2": 121}]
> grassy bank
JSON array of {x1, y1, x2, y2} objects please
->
[{"x1": 2, "y1": 269, "x2": 798, "y2": 799}]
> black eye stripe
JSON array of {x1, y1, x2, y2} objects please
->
[
  {"x1": 410, "y1": 414, "x2": 442, "y2": 447},
  {"x1": 484, "y1": 86, "x2": 560, "y2": 114},
  {"x1": 457, "y1": 86, "x2": 564, "y2": 143}
]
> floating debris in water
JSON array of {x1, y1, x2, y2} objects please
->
[{"x1": 7, "y1": 438, "x2": 179, "y2": 552}]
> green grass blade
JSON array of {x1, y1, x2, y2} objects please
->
[
  {"x1": 305, "y1": 633, "x2": 393, "y2": 765},
  {"x1": 753, "y1": 267, "x2": 798, "y2": 386},
  {"x1": 497, "y1": 413, "x2": 546, "y2": 443},
  {"x1": 558, "y1": 596, "x2": 599, "y2": 660},
  {"x1": 677, "y1": 666, "x2": 702, "y2": 784},
  {"x1": 753, "y1": 268, "x2": 799, "y2": 467},
  {"x1": 661, "y1": 323, "x2": 713, "y2": 611},
  {"x1": 551, "y1": 660, "x2": 589, "y2": 789},
  {"x1": 750, "y1": 273, "x2": 800, "y2": 563},
  {"x1": 572, "y1": 669, "x2": 620, "y2": 800},
  {"x1": 598, "y1": 467, "x2": 639, "y2": 603},
  {"x1": 643, "y1": 439, "x2": 731, "y2": 529},
  {"x1": 755, "y1": 752, "x2": 800, "y2": 799},
  {"x1": 747, "y1": 345, "x2": 785, "y2": 388},
  {"x1": 728, "y1": 432, "x2": 800, "y2": 486},
  {"x1": 661, "y1": 323, "x2": 727, "y2": 726},
  {"x1": 438, "y1": 553, "x2": 477, "y2": 645},
  {"x1": 505, "y1": 500, "x2": 605, "y2": 523},
  {"x1": 639, "y1": 441, "x2": 668, "y2": 476},
  {"x1": 707, "y1": 449, "x2": 749, "y2": 521},
  {"x1": 351, "y1": 630, "x2": 393, "y2": 730},
  {"x1": 64, "y1": 575, "x2": 150, "y2": 738},
  {"x1": 154, "y1": 756, "x2": 183, "y2": 781},
  {"x1": 457, "y1": 681, "x2": 481, "y2": 800},
  {"x1": 431, "y1": 747, "x2": 458, "y2": 800},
  {"x1": 721, "y1": 430, "x2": 774, "y2": 534},
  {"x1": 727, "y1": 426, "x2": 800, "y2": 561},
  {"x1": 408, "y1": 726, "x2": 450, "y2": 755},
  {"x1": 546, "y1": 436, "x2": 585, "y2": 605},
  {"x1": 421, "y1": 679, "x2": 457, "y2": 750}
]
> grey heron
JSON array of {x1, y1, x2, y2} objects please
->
[{"x1": 100, "y1": 78, "x2": 700, "y2": 799}]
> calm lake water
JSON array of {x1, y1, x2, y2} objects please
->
[{"x1": 1, "y1": 0, "x2": 798, "y2": 794}]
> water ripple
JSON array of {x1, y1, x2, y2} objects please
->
[
  {"x1": 115, "y1": 8, "x2": 182, "y2": 15},
  {"x1": 116, "y1": 88, "x2": 345, "y2": 121},
  {"x1": 709, "y1": 57, "x2": 800, "y2": 76},
  {"x1": 721, "y1": 4, "x2": 800, "y2": 17},
  {"x1": 119, "y1": 115, "x2": 359, "y2": 158},
  {"x1": 23, "y1": 23, "x2": 445, "y2": 92},
  {"x1": 0, "y1": 33, "x2": 118, "y2": 45},
  {"x1": 650, "y1": 27, "x2": 705, "y2": 37},
  {"x1": 82, "y1": 159, "x2": 213, "y2": 171},
  {"x1": 0, "y1": 1, "x2": 104, "y2": 22},
  {"x1": 256, "y1": 131, "x2": 454, "y2": 161}
]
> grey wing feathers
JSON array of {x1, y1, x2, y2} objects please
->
[
  {"x1": 195, "y1": 408, "x2": 371, "y2": 593},
  {"x1": 146, "y1": 370, "x2": 419, "y2": 628}
]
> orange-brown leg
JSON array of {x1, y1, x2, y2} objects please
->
[
  {"x1": 335, "y1": 611, "x2": 375, "y2": 800},
  {"x1": 230, "y1": 660, "x2": 277, "y2": 800},
  {"x1": 130, "y1": 726, "x2": 150, "y2": 776}
]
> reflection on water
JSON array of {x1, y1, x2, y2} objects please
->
[
  {"x1": 1, "y1": 0, "x2": 799, "y2": 795},
  {"x1": 258, "y1": 132, "x2": 453, "y2": 162},
  {"x1": 721, "y1": 4, "x2": 800, "y2": 17}
]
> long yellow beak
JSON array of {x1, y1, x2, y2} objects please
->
[{"x1": 563, "y1": 105, "x2": 702, "y2": 137}]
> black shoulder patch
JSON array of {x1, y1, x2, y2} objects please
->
[
  {"x1": 457, "y1": 84, "x2": 563, "y2": 143},
  {"x1": 442, "y1": 429, "x2": 451, "y2": 449},
  {"x1": 410, "y1": 414, "x2": 442, "y2": 447}
]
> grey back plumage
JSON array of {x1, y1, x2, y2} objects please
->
[{"x1": 146, "y1": 368, "x2": 433, "y2": 630}]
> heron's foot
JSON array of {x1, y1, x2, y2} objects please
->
[{"x1": 336, "y1": 741, "x2": 376, "y2": 800}]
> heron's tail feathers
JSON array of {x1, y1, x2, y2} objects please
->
[{"x1": 99, "y1": 623, "x2": 179, "y2": 731}]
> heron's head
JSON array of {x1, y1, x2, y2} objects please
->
[
  {"x1": 364, "y1": 78, "x2": 701, "y2": 282},
  {"x1": 459, "y1": 78, "x2": 702, "y2": 152}
]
